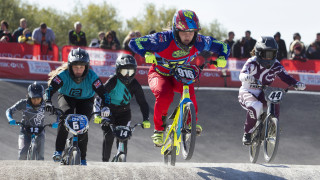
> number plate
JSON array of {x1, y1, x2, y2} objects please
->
[{"x1": 267, "y1": 91, "x2": 283, "y2": 101}]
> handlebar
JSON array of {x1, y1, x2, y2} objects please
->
[
  {"x1": 16, "y1": 122, "x2": 53, "y2": 128},
  {"x1": 253, "y1": 80, "x2": 293, "y2": 92}
]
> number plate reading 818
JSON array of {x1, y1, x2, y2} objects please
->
[{"x1": 268, "y1": 91, "x2": 283, "y2": 102}]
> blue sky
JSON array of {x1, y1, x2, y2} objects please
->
[{"x1": 25, "y1": 0, "x2": 319, "y2": 50}]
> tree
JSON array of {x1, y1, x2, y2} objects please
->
[{"x1": 200, "y1": 20, "x2": 227, "y2": 41}]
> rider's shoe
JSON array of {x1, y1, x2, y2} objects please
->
[
  {"x1": 242, "y1": 133, "x2": 252, "y2": 145},
  {"x1": 52, "y1": 151, "x2": 62, "y2": 162},
  {"x1": 151, "y1": 131, "x2": 164, "y2": 147},
  {"x1": 196, "y1": 124, "x2": 202, "y2": 136},
  {"x1": 81, "y1": 159, "x2": 87, "y2": 166}
]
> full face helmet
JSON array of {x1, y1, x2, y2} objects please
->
[
  {"x1": 172, "y1": 9, "x2": 201, "y2": 51},
  {"x1": 27, "y1": 81, "x2": 44, "y2": 108},
  {"x1": 116, "y1": 54, "x2": 137, "y2": 85},
  {"x1": 68, "y1": 48, "x2": 90, "y2": 83},
  {"x1": 255, "y1": 36, "x2": 278, "y2": 69}
]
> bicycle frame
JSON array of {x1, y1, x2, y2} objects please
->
[{"x1": 161, "y1": 84, "x2": 193, "y2": 156}]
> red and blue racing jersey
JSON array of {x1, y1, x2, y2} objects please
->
[{"x1": 129, "y1": 30, "x2": 230, "y2": 76}]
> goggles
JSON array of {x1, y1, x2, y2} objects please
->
[
  {"x1": 260, "y1": 50, "x2": 277, "y2": 60},
  {"x1": 120, "y1": 68, "x2": 135, "y2": 76}
]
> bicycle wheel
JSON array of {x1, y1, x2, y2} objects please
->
[
  {"x1": 249, "y1": 127, "x2": 262, "y2": 163},
  {"x1": 263, "y1": 117, "x2": 280, "y2": 163},
  {"x1": 27, "y1": 142, "x2": 37, "y2": 160},
  {"x1": 118, "y1": 154, "x2": 126, "y2": 162},
  {"x1": 68, "y1": 147, "x2": 81, "y2": 165},
  {"x1": 181, "y1": 102, "x2": 196, "y2": 160}
]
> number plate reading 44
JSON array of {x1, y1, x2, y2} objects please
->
[{"x1": 268, "y1": 91, "x2": 283, "y2": 102}]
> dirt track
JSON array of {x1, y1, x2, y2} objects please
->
[{"x1": 1, "y1": 80, "x2": 320, "y2": 179}]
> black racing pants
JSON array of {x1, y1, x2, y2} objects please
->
[
  {"x1": 56, "y1": 94, "x2": 94, "y2": 160},
  {"x1": 102, "y1": 107, "x2": 131, "y2": 162}
]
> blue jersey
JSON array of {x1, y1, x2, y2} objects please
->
[{"x1": 129, "y1": 30, "x2": 230, "y2": 75}]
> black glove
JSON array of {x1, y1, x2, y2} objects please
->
[{"x1": 45, "y1": 100, "x2": 54, "y2": 113}]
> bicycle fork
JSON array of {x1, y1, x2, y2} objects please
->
[{"x1": 112, "y1": 141, "x2": 126, "y2": 162}]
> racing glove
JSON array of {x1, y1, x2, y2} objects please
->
[
  {"x1": 142, "y1": 120, "x2": 151, "y2": 129},
  {"x1": 101, "y1": 106, "x2": 111, "y2": 117},
  {"x1": 215, "y1": 56, "x2": 227, "y2": 68},
  {"x1": 94, "y1": 116, "x2": 103, "y2": 124},
  {"x1": 45, "y1": 100, "x2": 54, "y2": 113},
  {"x1": 244, "y1": 75, "x2": 256, "y2": 83},
  {"x1": 9, "y1": 119, "x2": 16, "y2": 125},
  {"x1": 52, "y1": 122, "x2": 59, "y2": 129},
  {"x1": 145, "y1": 52, "x2": 157, "y2": 65},
  {"x1": 294, "y1": 81, "x2": 306, "y2": 91}
]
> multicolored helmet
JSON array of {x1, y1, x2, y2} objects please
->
[{"x1": 172, "y1": 9, "x2": 201, "y2": 51}]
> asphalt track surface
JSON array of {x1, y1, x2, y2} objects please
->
[{"x1": 1, "y1": 80, "x2": 320, "y2": 179}]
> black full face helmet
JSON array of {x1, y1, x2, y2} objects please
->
[
  {"x1": 255, "y1": 36, "x2": 278, "y2": 69},
  {"x1": 68, "y1": 48, "x2": 90, "y2": 83},
  {"x1": 27, "y1": 81, "x2": 44, "y2": 109},
  {"x1": 116, "y1": 54, "x2": 137, "y2": 85}
]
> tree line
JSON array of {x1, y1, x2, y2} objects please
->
[{"x1": 0, "y1": 0, "x2": 227, "y2": 47}]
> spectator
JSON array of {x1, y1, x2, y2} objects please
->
[
  {"x1": 123, "y1": 31, "x2": 136, "y2": 55},
  {"x1": 0, "y1": 20, "x2": 14, "y2": 43},
  {"x1": 148, "y1": 30, "x2": 156, "y2": 35},
  {"x1": 68, "y1": 21, "x2": 87, "y2": 47},
  {"x1": 110, "y1": 30, "x2": 121, "y2": 49},
  {"x1": 232, "y1": 37, "x2": 251, "y2": 58},
  {"x1": 289, "y1": 40, "x2": 307, "y2": 62},
  {"x1": 12, "y1": 18, "x2": 27, "y2": 42},
  {"x1": 89, "y1": 31, "x2": 105, "y2": 48},
  {"x1": 224, "y1": 31, "x2": 235, "y2": 57},
  {"x1": 32, "y1": 23, "x2": 55, "y2": 46},
  {"x1": 245, "y1": 30, "x2": 256, "y2": 55},
  {"x1": 18, "y1": 28, "x2": 34, "y2": 45},
  {"x1": 135, "y1": 30, "x2": 142, "y2": 38},
  {"x1": 273, "y1": 32, "x2": 287, "y2": 61},
  {"x1": 100, "y1": 31, "x2": 117, "y2": 50},
  {"x1": 289, "y1": 33, "x2": 306, "y2": 58},
  {"x1": 306, "y1": 33, "x2": 320, "y2": 59}
]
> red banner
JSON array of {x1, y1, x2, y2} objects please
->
[
  {"x1": 0, "y1": 42, "x2": 59, "y2": 61},
  {"x1": 61, "y1": 46, "x2": 131, "y2": 66},
  {"x1": 280, "y1": 59, "x2": 320, "y2": 73},
  {"x1": 1, "y1": 57, "x2": 320, "y2": 91}
]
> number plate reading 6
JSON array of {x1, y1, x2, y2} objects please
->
[
  {"x1": 268, "y1": 91, "x2": 283, "y2": 101},
  {"x1": 177, "y1": 68, "x2": 194, "y2": 79}
]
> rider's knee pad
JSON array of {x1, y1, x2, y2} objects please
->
[{"x1": 248, "y1": 101, "x2": 263, "y2": 120}]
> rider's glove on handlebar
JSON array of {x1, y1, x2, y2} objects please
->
[
  {"x1": 9, "y1": 119, "x2": 16, "y2": 125},
  {"x1": 215, "y1": 56, "x2": 227, "y2": 68},
  {"x1": 294, "y1": 81, "x2": 306, "y2": 91},
  {"x1": 101, "y1": 106, "x2": 111, "y2": 117},
  {"x1": 145, "y1": 52, "x2": 157, "y2": 65},
  {"x1": 244, "y1": 75, "x2": 256, "y2": 83},
  {"x1": 45, "y1": 100, "x2": 54, "y2": 113},
  {"x1": 52, "y1": 122, "x2": 59, "y2": 129},
  {"x1": 142, "y1": 120, "x2": 151, "y2": 129},
  {"x1": 94, "y1": 116, "x2": 103, "y2": 124}
]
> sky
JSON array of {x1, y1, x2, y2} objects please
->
[{"x1": 25, "y1": 0, "x2": 319, "y2": 50}]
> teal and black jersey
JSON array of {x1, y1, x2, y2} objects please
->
[
  {"x1": 45, "y1": 69, "x2": 109, "y2": 106},
  {"x1": 104, "y1": 75, "x2": 149, "y2": 120}
]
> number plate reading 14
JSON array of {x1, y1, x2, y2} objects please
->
[{"x1": 268, "y1": 91, "x2": 283, "y2": 101}]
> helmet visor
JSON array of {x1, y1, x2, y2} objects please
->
[
  {"x1": 120, "y1": 69, "x2": 135, "y2": 76},
  {"x1": 260, "y1": 50, "x2": 277, "y2": 60}
]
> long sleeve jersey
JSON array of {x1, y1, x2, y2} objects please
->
[
  {"x1": 45, "y1": 69, "x2": 109, "y2": 106},
  {"x1": 94, "y1": 75, "x2": 149, "y2": 121},
  {"x1": 129, "y1": 30, "x2": 230, "y2": 76},
  {"x1": 6, "y1": 99, "x2": 46, "y2": 127},
  {"x1": 239, "y1": 56, "x2": 298, "y2": 96}
]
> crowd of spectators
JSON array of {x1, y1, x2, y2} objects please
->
[{"x1": 1, "y1": 17, "x2": 320, "y2": 62}]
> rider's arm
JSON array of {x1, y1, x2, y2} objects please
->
[
  {"x1": 239, "y1": 59, "x2": 256, "y2": 83},
  {"x1": 275, "y1": 62, "x2": 298, "y2": 86},
  {"x1": 196, "y1": 34, "x2": 230, "y2": 59},
  {"x1": 93, "y1": 76, "x2": 117, "y2": 113},
  {"x1": 130, "y1": 79, "x2": 149, "y2": 121},
  {"x1": 128, "y1": 31, "x2": 171, "y2": 57},
  {"x1": 6, "y1": 99, "x2": 26, "y2": 122},
  {"x1": 45, "y1": 75, "x2": 64, "y2": 102}
]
